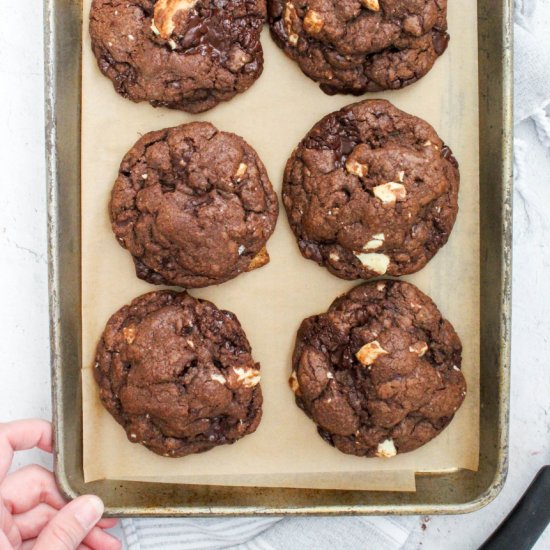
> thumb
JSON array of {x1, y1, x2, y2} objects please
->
[{"x1": 33, "y1": 495, "x2": 104, "y2": 550}]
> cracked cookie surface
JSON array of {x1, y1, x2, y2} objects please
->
[
  {"x1": 90, "y1": 0, "x2": 267, "y2": 113},
  {"x1": 290, "y1": 280, "x2": 466, "y2": 457},
  {"x1": 110, "y1": 121, "x2": 279, "y2": 289},
  {"x1": 95, "y1": 290, "x2": 262, "y2": 457},
  {"x1": 268, "y1": 0, "x2": 449, "y2": 94},
  {"x1": 283, "y1": 99, "x2": 459, "y2": 281}
]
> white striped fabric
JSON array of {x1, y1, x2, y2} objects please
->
[
  {"x1": 121, "y1": 516, "x2": 412, "y2": 550},
  {"x1": 122, "y1": 517, "x2": 281, "y2": 550}
]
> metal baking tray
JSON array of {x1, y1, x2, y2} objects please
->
[{"x1": 45, "y1": 0, "x2": 513, "y2": 516}]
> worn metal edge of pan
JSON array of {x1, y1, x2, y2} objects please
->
[{"x1": 45, "y1": 0, "x2": 513, "y2": 516}]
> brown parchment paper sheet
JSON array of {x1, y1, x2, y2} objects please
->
[{"x1": 81, "y1": 0, "x2": 480, "y2": 491}]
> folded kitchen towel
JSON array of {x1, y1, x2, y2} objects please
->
[
  {"x1": 122, "y1": 516, "x2": 413, "y2": 550},
  {"x1": 122, "y1": 517, "x2": 280, "y2": 550},
  {"x1": 121, "y1": 2, "x2": 550, "y2": 549}
]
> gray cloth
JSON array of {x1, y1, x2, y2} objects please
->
[
  {"x1": 122, "y1": 1, "x2": 550, "y2": 548},
  {"x1": 122, "y1": 516, "x2": 413, "y2": 550}
]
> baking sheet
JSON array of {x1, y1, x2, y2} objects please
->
[{"x1": 82, "y1": 0, "x2": 480, "y2": 491}]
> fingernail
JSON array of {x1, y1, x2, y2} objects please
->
[{"x1": 74, "y1": 495, "x2": 105, "y2": 530}]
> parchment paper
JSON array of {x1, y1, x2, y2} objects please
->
[{"x1": 82, "y1": 0, "x2": 480, "y2": 491}]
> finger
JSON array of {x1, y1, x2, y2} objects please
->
[
  {"x1": 0, "y1": 420, "x2": 52, "y2": 480},
  {"x1": 82, "y1": 526, "x2": 121, "y2": 550},
  {"x1": 13, "y1": 502, "x2": 57, "y2": 540},
  {"x1": 0, "y1": 523, "x2": 21, "y2": 550},
  {"x1": 0, "y1": 495, "x2": 21, "y2": 549},
  {"x1": 0, "y1": 528, "x2": 14, "y2": 549},
  {"x1": 33, "y1": 495, "x2": 104, "y2": 550},
  {"x1": 97, "y1": 518, "x2": 118, "y2": 529},
  {"x1": 14, "y1": 503, "x2": 119, "y2": 545},
  {"x1": 21, "y1": 541, "x2": 90, "y2": 550},
  {"x1": 3, "y1": 521, "x2": 20, "y2": 550},
  {"x1": 0, "y1": 465, "x2": 66, "y2": 514}
]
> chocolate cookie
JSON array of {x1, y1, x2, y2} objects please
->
[
  {"x1": 89, "y1": 0, "x2": 267, "y2": 113},
  {"x1": 283, "y1": 99, "x2": 459, "y2": 280},
  {"x1": 110, "y1": 122, "x2": 279, "y2": 288},
  {"x1": 95, "y1": 290, "x2": 263, "y2": 457},
  {"x1": 290, "y1": 280, "x2": 466, "y2": 457},
  {"x1": 268, "y1": 0, "x2": 449, "y2": 95}
]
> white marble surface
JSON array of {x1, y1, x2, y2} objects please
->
[{"x1": 1, "y1": 2, "x2": 549, "y2": 549}]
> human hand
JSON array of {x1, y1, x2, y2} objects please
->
[{"x1": 0, "y1": 419, "x2": 121, "y2": 549}]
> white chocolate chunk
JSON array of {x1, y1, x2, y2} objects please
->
[
  {"x1": 409, "y1": 341, "x2": 429, "y2": 357},
  {"x1": 238, "y1": 245, "x2": 246, "y2": 256},
  {"x1": 354, "y1": 252, "x2": 390, "y2": 275},
  {"x1": 363, "y1": 239, "x2": 384, "y2": 251},
  {"x1": 248, "y1": 247, "x2": 270, "y2": 271},
  {"x1": 303, "y1": 10, "x2": 324, "y2": 34},
  {"x1": 329, "y1": 252, "x2": 340, "y2": 262},
  {"x1": 235, "y1": 163, "x2": 248, "y2": 181},
  {"x1": 284, "y1": 3, "x2": 300, "y2": 45},
  {"x1": 151, "y1": 20, "x2": 161, "y2": 35},
  {"x1": 398, "y1": 171, "x2": 405, "y2": 182},
  {"x1": 123, "y1": 326, "x2": 137, "y2": 344},
  {"x1": 373, "y1": 182, "x2": 407, "y2": 204},
  {"x1": 361, "y1": 0, "x2": 380, "y2": 11},
  {"x1": 153, "y1": 0, "x2": 199, "y2": 39},
  {"x1": 233, "y1": 367, "x2": 261, "y2": 388},
  {"x1": 346, "y1": 159, "x2": 369, "y2": 178},
  {"x1": 423, "y1": 139, "x2": 439, "y2": 150},
  {"x1": 211, "y1": 374, "x2": 226, "y2": 385},
  {"x1": 363, "y1": 233, "x2": 385, "y2": 251},
  {"x1": 356, "y1": 340, "x2": 389, "y2": 366},
  {"x1": 289, "y1": 371, "x2": 300, "y2": 393},
  {"x1": 376, "y1": 439, "x2": 397, "y2": 458},
  {"x1": 376, "y1": 282, "x2": 386, "y2": 291}
]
